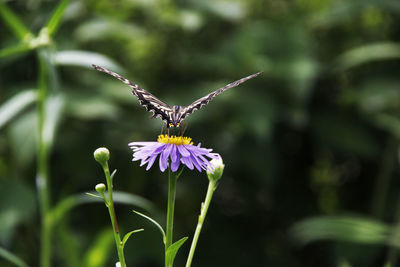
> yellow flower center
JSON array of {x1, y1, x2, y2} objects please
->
[{"x1": 157, "y1": 135, "x2": 193, "y2": 145}]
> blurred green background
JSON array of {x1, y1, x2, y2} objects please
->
[{"x1": 1, "y1": 0, "x2": 400, "y2": 266}]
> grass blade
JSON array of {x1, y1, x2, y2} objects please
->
[
  {"x1": 0, "y1": 42, "x2": 31, "y2": 58},
  {"x1": 0, "y1": 90, "x2": 36, "y2": 129},
  {"x1": 0, "y1": 247, "x2": 29, "y2": 267},
  {"x1": 46, "y1": 0, "x2": 70, "y2": 36},
  {"x1": 0, "y1": 3, "x2": 32, "y2": 40}
]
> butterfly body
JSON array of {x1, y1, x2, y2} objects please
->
[{"x1": 92, "y1": 64, "x2": 261, "y2": 127}]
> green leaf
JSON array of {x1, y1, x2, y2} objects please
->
[
  {"x1": 0, "y1": 3, "x2": 32, "y2": 41},
  {"x1": 46, "y1": 0, "x2": 69, "y2": 36},
  {"x1": 0, "y1": 90, "x2": 36, "y2": 129},
  {"x1": 165, "y1": 237, "x2": 188, "y2": 267},
  {"x1": 0, "y1": 179, "x2": 36, "y2": 241},
  {"x1": 290, "y1": 216, "x2": 390, "y2": 246},
  {"x1": 50, "y1": 192, "x2": 154, "y2": 227},
  {"x1": 121, "y1": 229, "x2": 144, "y2": 248},
  {"x1": 42, "y1": 94, "x2": 65, "y2": 147},
  {"x1": 133, "y1": 210, "x2": 166, "y2": 242},
  {"x1": 0, "y1": 42, "x2": 31, "y2": 58},
  {"x1": 334, "y1": 42, "x2": 400, "y2": 72},
  {"x1": 53, "y1": 50, "x2": 122, "y2": 72},
  {"x1": 82, "y1": 229, "x2": 114, "y2": 267},
  {"x1": 0, "y1": 247, "x2": 29, "y2": 267},
  {"x1": 110, "y1": 169, "x2": 117, "y2": 183},
  {"x1": 85, "y1": 193, "x2": 103, "y2": 199}
]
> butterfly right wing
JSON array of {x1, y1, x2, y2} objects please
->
[
  {"x1": 92, "y1": 64, "x2": 173, "y2": 125},
  {"x1": 179, "y1": 71, "x2": 262, "y2": 122}
]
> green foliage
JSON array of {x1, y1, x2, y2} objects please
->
[
  {"x1": 1, "y1": 0, "x2": 400, "y2": 266},
  {"x1": 165, "y1": 237, "x2": 188, "y2": 267}
]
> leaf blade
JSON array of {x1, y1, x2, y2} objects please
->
[
  {"x1": 165, "y1": 237, "x2": 188, "y2": 267},
  {"x1": 46, "y1": 0, "x2": 70, "y2": 36}
]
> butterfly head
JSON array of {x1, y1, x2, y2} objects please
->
[{"x1": 168, "y1": 105, "x2": 183, "y2": 128}]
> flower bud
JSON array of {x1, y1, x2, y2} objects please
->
[
  {"x1": 207, "y1": 156, "x2": 225, "y2": 183},
  {"x1": 94, "y1": 147, "x2": 110, "y2": 165},
  {"x1": 95, "y1": 183, "x2": 106, "y2": 194}
]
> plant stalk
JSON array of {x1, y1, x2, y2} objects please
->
[
  {"x1": 103, "y1": 162, "x2": 126, "y2": 267},
  {"x1": 165, "y1": 169, "x2": 178, "y2": 266},
  {"x1": 37, "y1": 49, "x2": 51, "y2": 267},
  {"x1": 185, "y1": 180, "x2": 217, "y2": 267}
]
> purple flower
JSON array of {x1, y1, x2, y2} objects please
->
[{"x1": 128, "y1": 135, "x2": 219, "y2": 172}]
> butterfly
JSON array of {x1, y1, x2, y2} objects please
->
[{"x1": 92, "y1": 64, "x2": 261, "y2": 127}]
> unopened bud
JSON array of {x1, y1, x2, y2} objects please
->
[
  {"x1": 95, "y1": 183, "x2": 106, "y2": 194},
  {"x1": 207, "y1": 156, "x2": 224, "y2": 183},
  {"x1": 94, "y1": 147, "x2": 110, "y2": 165}
]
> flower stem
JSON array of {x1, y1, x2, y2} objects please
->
[
  {"x1": 103, "y1": 162, "x2": 126, "y2": 267},
  {"x1": 185, "y1": 180, "x2": 217, "y2": 267},
  {"x1": 165, "y1": 168, "x2": 178, "y2": 266},
  {"x1": 37, "y1": 49, "x2": 51, "y2": 267}
]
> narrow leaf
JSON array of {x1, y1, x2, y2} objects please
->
[
  {"x1": 82, "y1": 229, "x2": 114, "y2": 267},
  {"x1": 121, "y1": 229, "x2": 144, "y2": 247},
  {"x1": 46, "y1": 0, "x2": 69, "y2": 36},
  {"x1": 42, "y1": 94, "x2": 65, "y2": 147},
  {"x1": 85, "y1": 193, "x2": 103, "y2": 199},
  {"x1": 0, "y1": 42, "x2": 31, "y2": 58},
  {"x1": 0, "y1": 247, "x2": 28, "y2": 267},
  {"x1": 133, "y1": 210, "x2": 166, "y2": 241},
  {"x1": 0, "y1": 90, "x2": 36, "y2": 129},
  {"x1": 53, "y1": 50, "x2": 122, "y2": 72},
  {"x1": 0, "y1": 3, "x2": 32, "y2": 40},
  {"x1": 290, "y1": 216, "x2": 390, "y2": 246},
  {"x1": 165, "y1": 237, "x2": 188, "y2": 267},
  {"x1": 334, "y1": 42, "x2": 400, "y2": 72},
  {"x1": 110, "y1": 169, "x2": 117, "y2": 183}
]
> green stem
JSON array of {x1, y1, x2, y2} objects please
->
[
  {"x1": 103, "y1": 162, "x2": 126, "y2": 267},
  {"x1": 165, "y1": 168, "x2": 178, "y2": 266},
  {"x1": 37, "y1": 49, "x2": 51, "y2": 267},
  {"x1": 185, "y1": 180, "x2": 217, "y2": 267}
]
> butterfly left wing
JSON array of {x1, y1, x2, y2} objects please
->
[
  {"x1": 179, "y1": 71, "x2": 262, "y2": 122},
  {"x1": 92, "y1": 64, "x2": 174, "y2": 125}
]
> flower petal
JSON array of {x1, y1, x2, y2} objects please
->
[
  {"x1": 159, "y1": 147, "x2": 168, "y2": 172},
  {"x1": 177, "y1": 145, "x2": 190, "y2": 157}
]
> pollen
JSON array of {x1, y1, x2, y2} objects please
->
[{"x1": 157, "y1": 135, "x2": 193, "y2": 146}]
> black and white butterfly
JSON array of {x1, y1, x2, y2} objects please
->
[{"x1": 92, "y1": 64, "x2": 261, "y2": 127}]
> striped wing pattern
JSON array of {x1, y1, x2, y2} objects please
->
[
  {"x1": 92, "y1": 64, "x2": 261, "y2": 126},
  {"x1": 92, "y1": 64, "x2": 174, "y2": 125},
  {"x1": 180, "y1": 71, "x2": 262, "y2": 121}
]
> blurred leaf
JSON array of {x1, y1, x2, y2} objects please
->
[
  {"x1": 50, "y1": 192, "x2": 154, "y2": 226},
  {"x1": 290, "y1": 216, "x2": 390, "y2": 246},
  {"x1": 334, "y1": 43, "x2": 400, "y2": 71},
  {"x1": 0, "y1": 42, "x2": 31, "y2": 58},
  {"x1": 0, "y1": 90, "x2": 36, "y2": 129},
  {"x1": 8, "y1": 111, "x2": 37, "y2": 167},
  {"x1": 0, "y1": 179, "x2": 36, "y2": 242},
  {"x1": 0, "y1": 3, "x2": 32, "y2": 41},
  {"x1": 133, "y1": 210, "x2": 166, "y2": 242},
  {"x1": 54, "y1": 50, "x2": 122, "y2": 72},
  {"x1": 194, "y1": 0, "x2": 246, "y2": 21},
  {"x1": 65, "y1": 92, "x2": 120, "y2": 120},
  {"x1": 165, "y1": 237, "x2": 188, "y2": 267},
  {"x1": 74, "y1": 19, "x2": 143, "y2": 43},
  {"x1": 82, "y1": 229, "x2": 114, "y2": 267},
  {"x1": 121, "y1": 229, "x2": 144, "y2": 248},
  {"x1": 46, "y1": 0, "x2": 69, "y2": 36},
  {"x1": 372, "y1": 114, "x2": 400, "y2": 138},
  {"x1": 43, "y1": 94, "x2": 65, "y2": 147},
  {"x1": 0, "y1": 247, "x2": 28, "y2": 267}
]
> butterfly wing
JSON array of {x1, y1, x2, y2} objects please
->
[
  {"x1": 179, "y1": 71, "x2": 262, "y2": 122},
  {"x1": 92, "y1": 64, "x2": 173, "y2": 125}
]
